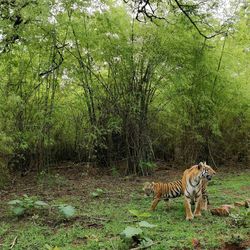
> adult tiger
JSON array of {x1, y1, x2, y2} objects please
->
[
  {"x1": 182, "y1": 162, "x2": 216, "y2": 220},
  {"x1": 143, "y1": 180, "x2": 183, "y2": 211}
]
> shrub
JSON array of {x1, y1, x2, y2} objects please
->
[{"x1": 8, "y1": 194, "x2": 76, "y2": 219}]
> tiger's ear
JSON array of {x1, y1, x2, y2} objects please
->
[
  {"x1": 203, "y1": 161, "x2": 207, "y2": 165},
  {"x1": 197, "y1": 162, "x2": 203, "y2": 170}
]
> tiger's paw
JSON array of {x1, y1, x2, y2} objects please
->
[
  {"x1": 186, "y1": 215, "x2": 194, "y2": 221},
  {"x1": 194, "y1": 212, "x2": 202, "y2": 217}
]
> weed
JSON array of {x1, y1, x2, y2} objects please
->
[
  {"x1": 230, "y1": 208, "x2": 250, "y2": 228},
  {"x1": 37, "y1": 171, "x2": 67, "y2": 188},
  {"x1": 7, "y1": 194, "x2": 76, "y2": 219}
]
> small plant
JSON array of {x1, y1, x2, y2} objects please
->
[
  {"x1": 37, "y1": 171, "x2": 67, "y2": 188},
  {"x1": 0, "y1": 133, "x2": 12, "y2": 188},
  {"x1": 138, "y1": 221, "x2": 156, "y2": 228},
  {"x1": 45, "y1": 245, "x2": 61, "y2": 250},
  {"x1": 230, "y1": 209, "x2": 250, "y2": 228},
  {"x1": 228, "y1": 233, "x2": 244, "y2": 246},
  {"x1": 56, "y1": 204, "x2": 76, "y2": 218},
  {"x1": 120, "y1": 220, "x2": 156, "y2": 249},
  {"x1": 139, "y1": 161, "x2": 156, "y2": 175},
  {"x1": 8, "y1": 195, "x2": 76, "y2": 219},
  {"x1": 91, "y1": 188, "x2": 105, "y2": 198},
  {"x1": 129, "y1": 209, "x2": 151, "y2": 218},
  {"x1": 111, "y1": 166, "x2": 119, "y2": 177},
  {"x1": 0, "y1": 161, "x2": 10, "y2": 188},
  {"x1": 8, "y1": 194, "x2": 49, "y2": 216}
]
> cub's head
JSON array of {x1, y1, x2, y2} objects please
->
[
  {"x1": 197, "y1": 162, "x2": 216, "y2": 181},
  {"x1": 142, "y1": 182, "x2": 155, "y2": 196}
]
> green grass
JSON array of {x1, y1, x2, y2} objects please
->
[{"x1": 0, "y1": 171, "x2": 249, "y2": 250}]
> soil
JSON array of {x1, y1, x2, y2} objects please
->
[{"x1": 0, "y1": 162, "x2": 184, "y2": 203}]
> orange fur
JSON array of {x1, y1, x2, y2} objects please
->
[
  {"x1": 143, "y1": 180, "x2": 183, "y2": 211},
  {"x1": 182, "y1": 162, "x2": 216, "y2": 220}
]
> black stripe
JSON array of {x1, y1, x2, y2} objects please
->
[{"x1": 189, "y1": 178, "x2": 199, "y2": 187}]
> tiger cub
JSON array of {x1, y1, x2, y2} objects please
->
[
  {"x1": 182, "y1": 162, "x2": 216, "y2": 220},
  {"x1": 143, "y1": 180, "x2": 183, "y2": 211}
]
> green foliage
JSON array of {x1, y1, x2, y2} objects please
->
[
  {"x1": 230, "y1": 209, "x2": 250, "y2": 228},
  {"x1": 0, "y1": 133, "x2": 13, "y2": 187},
  {"x1": 91, "y1": 188, "x2": 105, "y2": 198},
  {"x1": 57, "y1": 205, "x2": 76, "y2": 219},
  {"x1": 1, "y1": 172, "x2": 250, "y2": 249},
  {"x1": 0, "y1": 161, "x2": 10, "y2": 188},
  {"x1": 139, "y1": 161, "x2": 156, "y2": 176},
  {"x1": 228, "y1": 234, "x2": 244, "y2": 246},
  {"x1": 8, "y1": 195, "x2": 49, "y2": 216},
  {"x1": 138, "y1": 221, "x2": 157, "y2": 228},
  {"x1": 120, "y1": 226, "x2": 143, "y2": 239},
  {"x1": 37, "y1": 171, "x2": 68, "y2": 188},
  {"x1": 129, "y1": 209, "x2": 151, "y2": 218},
  {"x1": 8, "y1": 195, "x2": 75, "y2": 219},
  {"x1": 45, "y1": 245, "x2": 61, "y2": 250},
  {"x1": 0, "y1": 0, "x2": 249, "y2": 174},
  {"x1": 111, "y1": 166, "x2": 119, "y2": 177},
  {"x1": 120, "y1": 223, "x2": 155, "y2": 249}
]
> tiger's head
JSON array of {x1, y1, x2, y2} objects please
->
[
  {"x1": 142, "y1": 182, "x2": 155, "y2": 196},
  {"x1": 198, "y1": 162, "x2": 216, "y2": 181}
]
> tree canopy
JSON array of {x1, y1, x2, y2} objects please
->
[{"x1": 0, "y1": 0, "x2": 249, "y2": 178}]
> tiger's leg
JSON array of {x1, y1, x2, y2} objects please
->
[
  {"x1": 207, "y1": 195, "x2": 210, "y2": 205},
  {"x1": 150, "y1": 195, "x2": 161, "y2": 211},
  {"x1": 194, "y1": 195, "x2": 202, "y2": 217},
  {"x1": 150, "y1": 193, "x2": 161, "y2": 211},
  {"x1": 201, "y1": 180, "x2": 209, "y2": 210},
  {"x1": 184, "y1": 196, "x2": 193, "y2": 220},
  {"x1": 201, "y1": 195, "x2": 208, "y2": 211}
]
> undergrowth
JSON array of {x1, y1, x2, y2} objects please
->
[{"x1": 0, "y1": 170, "x2": 249, "y2": 249}]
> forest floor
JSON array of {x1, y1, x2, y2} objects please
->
[{"x1": 0, "y1": 163, "x2": 249, "y2": 250}]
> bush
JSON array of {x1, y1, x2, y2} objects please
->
[
  {"x1": 0, "y1": 161, "x2": 10, "y2": 188},
  {"x1": 8, "y1": 194, "x2": 76, "y2": 219},
  {"x1": 0, "y1": 133, "x2": 13, "y2": 188}
]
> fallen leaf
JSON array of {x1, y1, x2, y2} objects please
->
[{"x1": 192, "y1": 238, "x2": 201, "y2": 249}]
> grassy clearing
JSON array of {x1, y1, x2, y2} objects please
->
[{"x1": 0, "y1": 168, "x2": 249, "y2": 250}]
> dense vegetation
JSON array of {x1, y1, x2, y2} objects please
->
[{"x1": 0, "y1": 0, "x2": 249, "y2": 180}]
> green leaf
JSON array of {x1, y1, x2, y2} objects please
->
[
  {"x1": 58, "y1": 205, "x2": 76, "y2": 218},
  {"x1": 140, "y1": 237, "x2": 154, "y2": 248},
  {"x1": 8, "y1": 200, "x2": 22, "y2": 205},
  {"x1": 96, "y1": 188, "x2": 104, "y2": 193},
  {"x1": 129, "y1": 209, "x2": 151, "y2": 218},
  {"x1": 44, "y1": 245, "x2": 60, "y2": 250},
  {"x1": 91, "y1": 188, "x2": 104, "y2": 198},
  {"x1": 91, "y1": 192, "x2": 100, "y2": 197},
  {"x1": 34, "y1": 201, "x2": 49, "y2": 207},
  {"x1": 12, "y1": 206, "x2": 25, "y2": 216},
  {"x1": 138, "y1": 221, "x2": 156, "y2": 228},
  {"x1": 44, "y1": 244, "x2": 52, "y2": 250},
  {"x1": 129, "y1": 209, "x2": 140, "y2": 217},
  {"x1": 120, "y1": 226, "x2": 143, "y2": 239},
  {"x1": 139, "y1": 212, "x2": 152, "y2": 218}
]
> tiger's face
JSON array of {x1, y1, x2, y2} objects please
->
[
  {"x1": 199, "y1": 162, "x2": 216, "y2": 181},
  {"x1": 143, "y1": 182, "x2": 154, "y2": 196}
]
